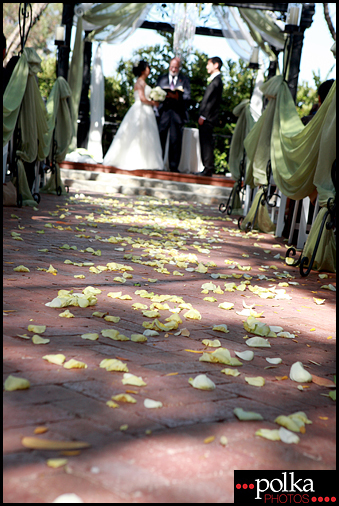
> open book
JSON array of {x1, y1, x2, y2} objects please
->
[{"x1": 162, "y1": 85, "x2": 184, "y2": 93}]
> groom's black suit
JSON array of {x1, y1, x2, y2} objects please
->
[
  {"x1": 156, "y1": 72, "x2": 191, "y2": 172},
  {"x1": 198, "y1": 73, "x2": 223, "y2": 175}
]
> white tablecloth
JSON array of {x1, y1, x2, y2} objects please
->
[{"x1": 164, "y1": 127, "x2": 204, "y2": 173}]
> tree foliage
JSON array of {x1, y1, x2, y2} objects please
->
[{"x1": 3, "y1": 3, "x2": 63, "y2": 61}]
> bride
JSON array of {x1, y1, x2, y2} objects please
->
[{"x1": 103, "y1": 60, "x2": 164, "y2": 170}]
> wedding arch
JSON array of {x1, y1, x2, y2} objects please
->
[{"x1": 57, "y1": 3, "x2": 315, "y2": 158}]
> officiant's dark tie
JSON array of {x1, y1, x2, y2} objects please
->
[{"x1": 170, "y1": 78, "x2": 175, "y2": 91}]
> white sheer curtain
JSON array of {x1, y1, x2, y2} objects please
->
[
  {"x1": 213, "y1": 5, "x2": 264, "y2": 119},
  {"x1": 87, "y1": 44, "x2": 104, "y2": 162}
]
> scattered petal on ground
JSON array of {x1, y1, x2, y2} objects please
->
[
  {"x1": 245, "y1": 376, "x2": 265, "y2": 387},
  {"x1": 233, "y1": 407, "x2": 263, "y2": 420},
  {"x1": 289, "y1": 362, "x2": 313, "y2": 382},
  {"x1": 144, "y1": 398, "x2": 163, "y2": 408},
  {"x1": 122, "y1": 373, "x2": 147, "y2": 386},
  {"x1": 4, "y1": 375, "x2": 30, "y2": 391},
  {"x1": 188, "y1": 374, "x2": 216, "y2": 390}
]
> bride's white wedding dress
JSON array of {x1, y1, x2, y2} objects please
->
[{"x1": 103, "y1": 84, "x2": 163, "y2": 170}]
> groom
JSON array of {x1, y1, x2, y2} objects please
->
[
  {"x1": 198, "y1": 56, "x2": 223, "y2": 177},
  {"x1": 157, "y1": 57, "x2": 191, "y2": 172}
]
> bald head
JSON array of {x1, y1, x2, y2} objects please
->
[{"x1": 169, "y1": 57, "x2": 181, "y2": 77}]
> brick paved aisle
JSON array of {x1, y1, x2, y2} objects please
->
[{"x1": 3, "y1": 190, "x2": 336, "y2": 503}]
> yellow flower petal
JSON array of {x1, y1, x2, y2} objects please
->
[
  {"x1": 245, "y1": 376, "x2": 265, "y2": 387},
  {"x1": 202, "y1": 339, "x2": 221, "y2": 347},
  {"x1": 27, "y1": 325, "x2": 46, "y2": 334},
  {"x1": 233, "y1": 407, "x2": 263, "y2": 420},
  {"x1": 255, "y1": 428, "x2": 280, "y2": 441},
  {"x1": 59, "y1": 309, "x2": 75, "y2": 318},
  {"x1": 43, "y1": 354, "x2": 66, "y2": 365},
  {"x1": 63, "y1": 359, "x2": 88, "y2": 369},
  {"x1": 183, "y1": 309, "x2": 201, "y2": 320},
  {"x1": 4, "y1": 375, "x2": 30, "y2": 391},
  {"x1": 212, "y1": 324, "x2": 229, "y2": 333},
  {"x1": 122, "y1": 373, "x2": 146, "y2": 386},
  {"x1": 188, "y1": 374, "x2": 216, "y2": 390},
  {"x1": 104, "y1": 316, "x2": 121, "y2": 323},
  {"x1": 100, "y1": 359, "x2": 129, "y2": 372},
  {"x1": 32, "y1": 335, "x2": 50, "y2": 345},
  {"x1": 218, "y1": 302, "x2": 234, "y2": 310},
  {"x1": 46, "y1": 458, "x2": 68, "y2": 468},
  {"x1": 112, "y1": 393, "x2": 137, "y2": 403},
  {"x1": 81, "y1": 333, "x2": 99, "y2": 340},
  {"x1": 131, "y1": 333, "x2": 148, "y2": 343}
]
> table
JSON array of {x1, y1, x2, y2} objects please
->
[{"x1": 164, "y1": 127, "x2": 204, "y2": 173}]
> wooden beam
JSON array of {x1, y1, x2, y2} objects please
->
[
  {"x1": 139, "y1": 20, "x2": 245, "y2": 39},
  {"x1": 215, "y1": 3, "x2": 289, "y2": 12}
]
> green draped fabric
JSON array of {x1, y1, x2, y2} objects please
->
[
  {"x1": 3, "y1": 52, "x2": 29, "y2": 146},
  {"x1": 301, "y1": 207, "x2": 336, "y2": 273},
  {"x1": 67, "y1": 16, "x2": 83, "y2": 153},
  {"x1": 269, "y1": 76, "x2": 336, "y2": 205},
  {"x1": 3, "y1": 48, "x2": 73, "y2": 203},
  {"x1": 244, "y1": 87, "x2": 276, "y2": 188},
  {"x1": 243, "y1": 74, "x2": 336, "y2": 272},
  {"x1": 3, "y1": 48, "x2": 50, "y2": 206},
  {"x1": 240, "y1": 187, "x2": 275, "y2": 233},
  {"x1": 229, "y1": 99, "x2": 255, "y2": 181},
  {"x1": 83, "y1": 3, "x2": 149, "y2": 43},
  {"x1": 239, "y1": 8, "x2": 285, "y2": 61},
  {"x1": 40, "y1": 77, "x2": 73, "y2": 195}
]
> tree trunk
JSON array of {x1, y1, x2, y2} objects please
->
[
  {"x1": 323, "y1": 3, "x2": 336, "y2": 41},
  {"x1": 4, "y1": 3, "x2": 49, "y2": 65}
]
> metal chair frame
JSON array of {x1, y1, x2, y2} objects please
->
[{"x1": 285, "y1": 160, "x2": 336, "y2": 277}]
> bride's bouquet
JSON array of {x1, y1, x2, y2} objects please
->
[{"x1": 149, "y1": 86, "x2": 167, "y2": 102}]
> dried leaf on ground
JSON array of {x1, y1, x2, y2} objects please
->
[
  {"x1": 311, "y1": 375, "x2": 336, "y2": 388},
  {"x1": 21, "y1": 437, "x2": 90, "y2": 450}
]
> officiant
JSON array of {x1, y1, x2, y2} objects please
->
[{"x1": 157, "y1": 57, "x2": 191, "y2": 172}]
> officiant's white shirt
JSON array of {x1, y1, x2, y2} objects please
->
[{"x1": 168, "y1": 74, "x2": 178, "y2": 86}]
